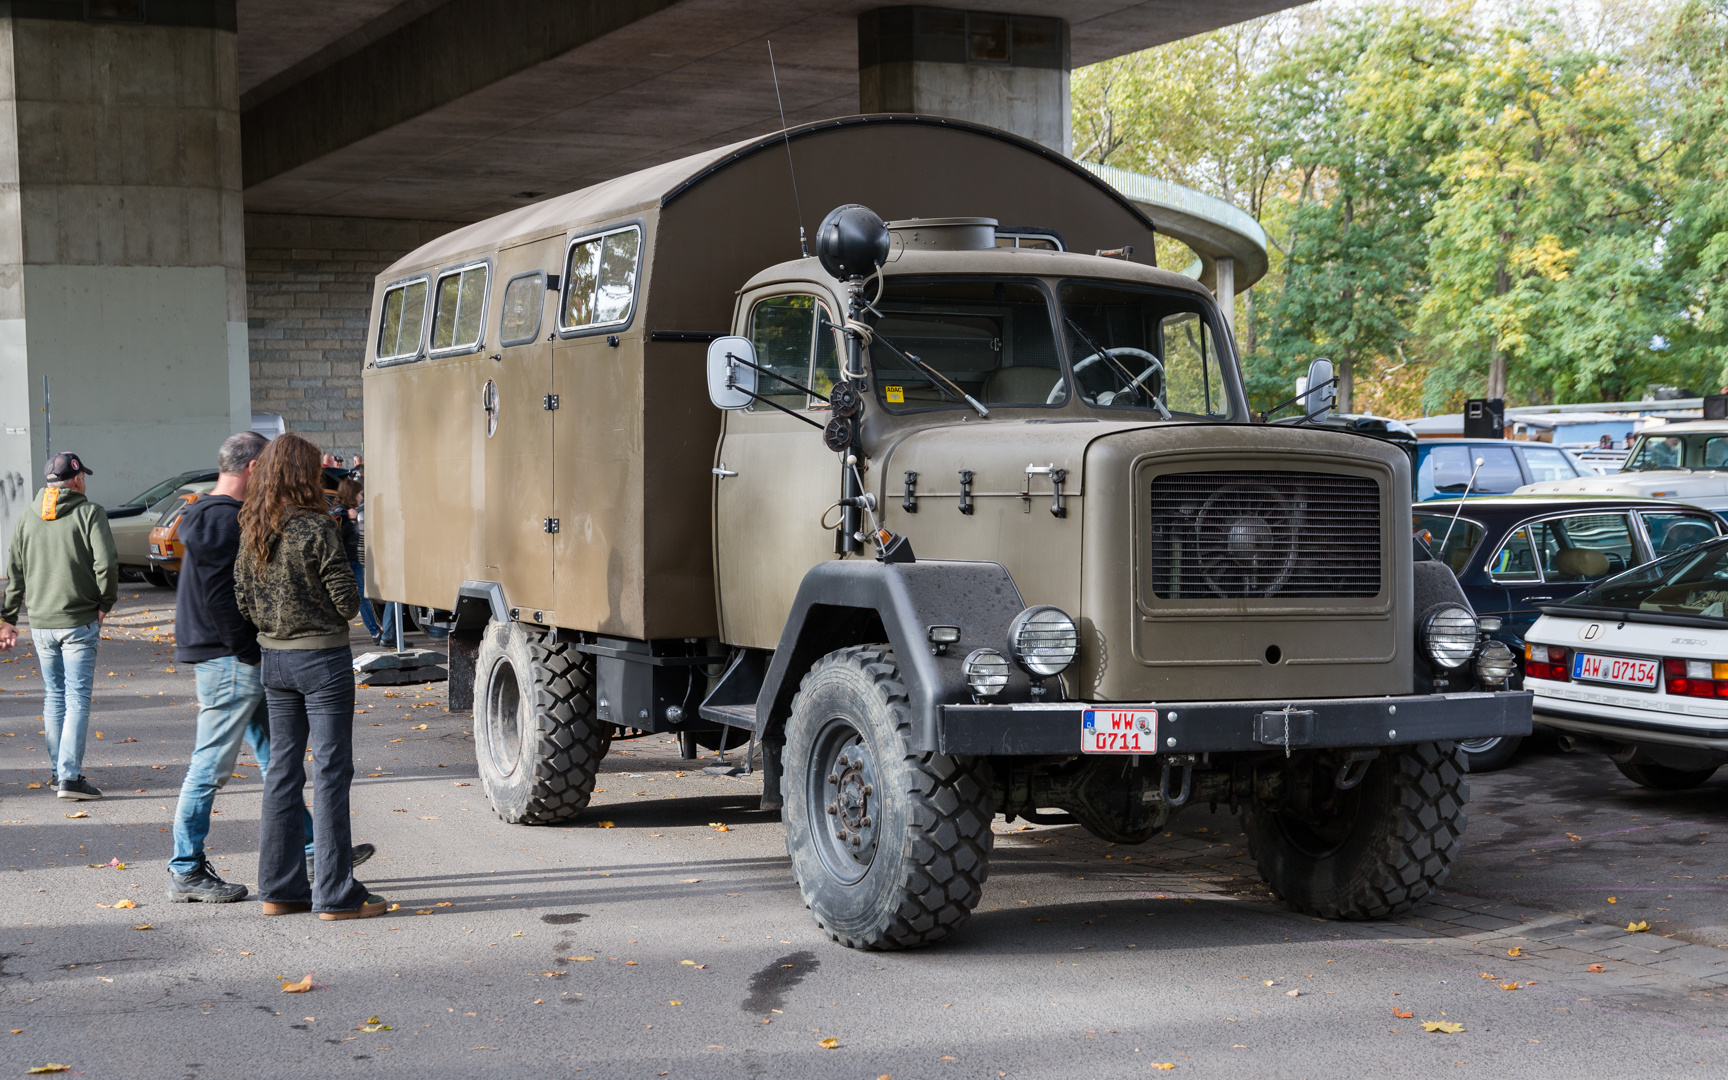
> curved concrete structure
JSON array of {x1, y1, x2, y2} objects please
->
[{"x1": 1078, "y1": 161, "x2": 1268, "y2": 294}]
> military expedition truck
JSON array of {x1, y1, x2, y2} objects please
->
[{"x1": 364, "y1": 116, "x2": 1531, "y2": 950}]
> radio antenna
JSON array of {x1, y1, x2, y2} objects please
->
[{"x1": 768, "y1": 40, "x2": 808, "y2": 258}]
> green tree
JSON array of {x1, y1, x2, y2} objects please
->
[{"x1": 1660, "y1": 0, "x2": 1728, "y2": 388}]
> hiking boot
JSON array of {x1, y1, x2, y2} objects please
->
[
  {"x1": 317, "y1": 892, "x2": 390, "y2": 921},
  {"x1": 261, "y1": 901, "x2": 312, "y2": 916},
  {"x1": 307, "y1": 843, "x2": 375, "y2": 885},
  {"x1": 168, "y1": 860, "x2": 249, "y2": 904},
  {"x1": 56, "y1": 776, "x2": 102, "y2": 801}
]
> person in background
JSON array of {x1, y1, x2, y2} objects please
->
[
  {"x1": 236, "y1": 433, "x2": 387, "y2": 920},
  {"x1": 334, "y1": 478, "x2": 385, "y2": 643},
  {"x1": 0, "y1": 452, "x2": 117, "y2": 800},
  {"x1": 168, "y1": 433, "x2": 375, "y2": 903}
]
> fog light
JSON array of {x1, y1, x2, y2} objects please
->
[
  {"x1": 1007, "y1": 605, "x2": 1078, "y2": 676},
  {"x1": 1476, "y1": 640, "x2": 1515, "y2": 686},
  {"x1": 1423, "y1": 605, "x2": 1479, "y2": 669},
  {"x1": 927, "y1": 625, "x2": 961, "y2": 644},
  {"x1": 962, "y1": 648, "x2": 1010, "y2": 697}
]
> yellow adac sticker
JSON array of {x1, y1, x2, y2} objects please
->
[{"x1": 885, "y1": 386, "x2": 904, "y2": 404}]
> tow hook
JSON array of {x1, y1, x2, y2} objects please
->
[
  {"x1": 1334, "y1": 749, "x2": 1379, "y2": 791},
  {"x1": 1159, "y1": 754, "x2": 1195, "y2": 807}
]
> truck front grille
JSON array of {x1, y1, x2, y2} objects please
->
[{"x1": 1149, "y1": 470, "x2": 1382, "y2": 600}]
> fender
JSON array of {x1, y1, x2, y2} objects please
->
[{"x1": 755, "y1": 559, "x2": 1038, "y2": 752}]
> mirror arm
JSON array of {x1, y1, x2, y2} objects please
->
[
  {"x1": 725, "y1": 351, "x2": 829, "y2": 403},
  {"x1": 1264, "y1": 374, "x2": 1340, "y2": 421},
  {"x1": 726, "y1": 384, "x2": 827, "y2": 430}
]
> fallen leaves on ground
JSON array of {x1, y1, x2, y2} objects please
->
[
  {"x1": 454, "y1": 782, "x2": 470, "y2": 787},
  {"x1": 569, "y1": 957, "x2": 595, "y2": 962},
  {"x1": 411, "y1": 724, "x2": 428, "y2": 730},
  {"x1": 1501, "y1": 982, "x2": 1521, "y2": 991},
  {"x1": 26, "y1": 782, "x2": 40, "y2": 789},
  {"x1": 1152, "y1": 1066, "x2": 1176, "y2": 1072},
  {"x1": 817, "y1": 1037, "x2": 839, "y2": 1049},
  {"x1": 281, "y1": 975, "x2": 314, "y2": 994},
  {"x1": 1422, "y1": 1021, "x2": 1465, "y2": 1034},
  {"x1": 131, "y1": 923, "x2": 151, "y2": 931},
  {"x1": 1608, "y1": 896, "x2": 1617, "y2": 903},
  {"x1": 1627, "y1": 921, "x2": 1650, "y2": 932},
  {"x1": 1506, "y1": 947, "x2": 1523, "y2": 958},
  {"x1": 360, "y1": 1017, "x2": 391, "y2": 1032},
  {"x1": 65, "y1": 811, "x2": 88, "y2": 819},
  {"x1": 1284, "y1": 990, "x2": 1299, "y2": 997},
  {"x1": 1392, "y1": 1007, "x2": 1414, "y2": 1019},
  {"x1": 598, "y1": 821, "x2": 615, "y2": 829},
  {"x1": 25, "y1": 1065, "x2": 70, "y2": 1074},
  {"x1": 1566, "y1": 832, "x2": 1582, "y2": 841},
  {"x1": 435, "y1": 901, "x2": 453, "y2": 908},
  {"x1": 682, "y1": 878, "x2": 701, "y2": 884},
  {"x1": 113, "y1": 898, "x2": 137, "y2": 909},
  {"x1": 1262, "y1": 980, "x2": 1275, "y2": 986},
  {"x1": 1588, "y1": 964, "x2": 1605, "y2": 973}
]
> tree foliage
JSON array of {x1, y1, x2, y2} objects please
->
[{"x1": 1072, "y1": 0, "x2": 1728, "y2": 416}]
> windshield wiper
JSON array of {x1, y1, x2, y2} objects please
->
[
  {"x1": 865, "y1": 327, "x2": 989, "y2": 418},
  {"x1": 1063, "y1": 317, "x2": 1167, "y2": 417}
]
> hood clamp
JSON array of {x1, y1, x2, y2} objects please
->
[
  {"x1": 1023, "y1": 464, "x2": 1069, "y2": 518},
  {"x1": 902, "y1": 470, "x2": 918, "y2": 513},
  {"x1": 957, "y1": 470, "x2": 975, "y2": 515}
]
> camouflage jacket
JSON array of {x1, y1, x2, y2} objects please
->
[{"x1": 235, "y1": 509, "x2": 360, "y2": 650}]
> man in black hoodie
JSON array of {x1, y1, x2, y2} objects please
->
[{"x1": 167, "y1": 433, "x2": 375, "y2": 902}]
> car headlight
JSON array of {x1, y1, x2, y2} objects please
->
[
  {"x1": 1476, "y1": 640, "x2": 1516, "y2": 686},
  {"x1": 962, "y1": 648, "x2": 1011, "y2": 697},
  {"x1": 1007, "y1": 605, "x2": 1078, "y2": 677},
  {"x1": 1423, "y1": 605, "x2": 1479, "y2": 669}
]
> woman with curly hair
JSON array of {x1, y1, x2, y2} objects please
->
[{"x1": 236, "y1": 433, "x2": 388, "y2": 920}]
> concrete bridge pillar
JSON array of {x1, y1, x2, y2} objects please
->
[
  {"x1": 858, "y1": 7, "x2": 1070, "y2": 156},
  {"x1": 0, "y1": 2, "x2": 246, "y2": 536}
]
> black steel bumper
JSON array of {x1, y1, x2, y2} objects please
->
[{"x1": 938, "y1": 690, "x2": 1533, "y2": 756}]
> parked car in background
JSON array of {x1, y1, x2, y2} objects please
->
[
  {"x1": 145, "y1": 491, "x2": 210, "y2": 589},
  {"x1": 1415, "y1": 438, "x2": 1591, "y2": 502},
  {"x1": 1517, "y1": 420, "x2": 1728, "y2": 511},
  {"x1": 105, "y1": 469, "x2": 219, "y2": 520},
  {"x1": 1413, "y1": 494, "x2": 1725, "y2": 770},
  {"x1": 111, "y1": 476, "x2": 217, "y2": 586},
  {"x1": 1524, "y1": 536, "x2": 1728, "y2": 790}
]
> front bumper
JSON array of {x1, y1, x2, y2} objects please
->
[{"x1": 939, "y1": 690, "x2": 1532, "y2": 756}]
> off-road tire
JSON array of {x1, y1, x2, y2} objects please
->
[
  {"x1": 1614, "y1": 760, "x2": 1719, "y2": 790},
  {"x1": 1242, "y1": 741, "x2": 1468, "y2": 919},
  {"x1": 783, "y1": 645, "x2": 993, "y2": 950},
  {"x1": 1458, "y1": 735, "x2": 1522, "y2": 773},
  {"x1": 474, "y1": 620, "x2": 609, "y2": 824}
]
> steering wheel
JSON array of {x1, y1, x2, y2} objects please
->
[{"x1": 1048, "y1": 347, "x2": 1169, "y2": 416}]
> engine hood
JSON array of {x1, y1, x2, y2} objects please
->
[{"x1": 1517, "y1": 470, "x2": 1728, "y2": 501}]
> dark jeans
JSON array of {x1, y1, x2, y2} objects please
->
[{"x1": 259, "y1": 646, "x2": 368, "y2": 912}]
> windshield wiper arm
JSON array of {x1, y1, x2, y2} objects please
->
[
  {"x1": 1063, "y1": 317, "x2": 1145, "y2": 397},
  {"x1": 868, "y1": 329, "x2": 989, "y2": 418}
]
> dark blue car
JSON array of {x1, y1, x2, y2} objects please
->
[{"x1": 1414, "y1": 495, "x2": 1724, "y2": 770}]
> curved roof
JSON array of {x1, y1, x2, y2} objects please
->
[{"x1": 385, "y1": 115, "x2": 1163, "y2": 278}]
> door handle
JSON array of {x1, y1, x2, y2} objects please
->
[
  {"x1": 1524, "y1": 596, "x2": 1553, "y2": 603},
  {"x1": 712, "y1": 463, "x2": 737, "y2": 478}
]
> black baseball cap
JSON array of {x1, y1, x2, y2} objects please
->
[{"x1": 45, "y1": 452, "x2": 93, "y2": 481}]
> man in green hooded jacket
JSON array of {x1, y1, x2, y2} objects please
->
[{"x1": 1, "y1": 451, "x2": 118, "y2": 799}]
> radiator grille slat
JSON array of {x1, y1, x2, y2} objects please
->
[{"x1": 1149, "y1": 470, "x2": 1382, "y2": 599}]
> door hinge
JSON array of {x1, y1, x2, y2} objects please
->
[
  {"x1": 543, "y1": 393, "x2": 560, "y2": 410},
  {"x1": 543, "y1": 517, "x2": 560, "y2": 534}
]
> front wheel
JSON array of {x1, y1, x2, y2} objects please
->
[
  {"x1": 783, "y1": 645, "x2": 993, "y2": 950},
  {"x1": 1242, "y1": 741, "x2": 1468, "y2": 919},
  {"x1": 1614, "y1": 760, "x2": 1719, "y2": 790},
  {"x1": 474, "y1": 621, "x2": 610, "y2": 824}
]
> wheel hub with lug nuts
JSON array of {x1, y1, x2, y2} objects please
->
[{"x1": 825, "y1": 738, "x2": 879, "y2": 866}]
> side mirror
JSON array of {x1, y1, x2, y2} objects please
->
[
  {"x1": 706, "y1": 336, "x2": 757, "y2": 410},
  {"x1": 1306, "y1": 357, "x2": 1336, "y2": 422}
]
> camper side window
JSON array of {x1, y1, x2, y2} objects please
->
[
  {"x1": 430, "y1": 262, "x2": 490, "y2": 355},
  {"x1": 560, "y1": 225, "x2": 642, "y2": 333},
  {"x1": 748, "y1": 294, "x2": 838, "y2": 411},
  {"x1": 376, "y1": 278, "x2": 429, "y2": 363},
  {"x1": 499, "y1": 271, "x2": 545, "y2": 346}
]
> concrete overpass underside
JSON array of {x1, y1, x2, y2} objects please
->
[{"x1": 0, "y1": 0, "x2": 1295, "y2": 528}]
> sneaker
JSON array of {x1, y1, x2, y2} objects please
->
[
  {"x1": 168, "y1": 860, "x2": 249, "y2": 904},
  {"x1": 56, "y1": 776, "x2": 102, "y2": 800},
  {"x1": 261, "y1": 900, "x2": 312, "y2": 916},
  {"x1": 307, "y1": 843, "x2": 376, "y2": 885},
  {"x1": 317, "y1": 892, "x2": 389, "y2": 921}
]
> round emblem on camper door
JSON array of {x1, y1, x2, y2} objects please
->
[{"x1": 1579, "y1": 623, "x2": 1604, "y2": 642}]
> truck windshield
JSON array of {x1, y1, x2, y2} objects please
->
[
  {"x1": 867, "y1": 279, "x2": 1064, "y2": 412},
  {"x1": 1624, "y1": 432, "x2": 1728, "y2": 471},
  {"x1": 1058, "y1": 281, "x2": 1233, "y2": 420}
]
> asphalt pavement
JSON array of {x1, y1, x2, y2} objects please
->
[{"x1": 4, "y1": 583, "x2": 1728, "y2": 1079}]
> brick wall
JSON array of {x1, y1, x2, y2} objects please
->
[{"x1": 244, "y1": 213, "x2": 463, "y2": 457}]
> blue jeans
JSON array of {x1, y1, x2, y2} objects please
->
[
  {"x1": 36, "y1": 621, "x2": 100, "y2": 780},
  {"x1": 259, "y1": 646, "x2": 368, "y2": 912},
  {"x1": 170, "y1": 655, "x2": 313, "y2": 875},
  {"x1": 352, "y1": 563, "x2": 383, "y2": 638}
]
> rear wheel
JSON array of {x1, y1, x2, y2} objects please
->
[
  {"x1": 1613, "y1": 760, "x2": 1719, "y2": 790},
  {"x1": 783, "y1": 645, "x2": 993, "y2": 949},
  {"x1": 1243, "y1": 741, "x2": 1468, "y2": 919},
  {"x1": 1458, "y1": 735, "x2": 1522, "y2": 773},
  {"x1": 474, "y1": 621, "x2": 609, "y2": 824}
]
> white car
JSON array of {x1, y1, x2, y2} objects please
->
[
  {"x1": 1516, "y1": 420, "x2": 1728, "y2": 511},
  {"x1": 1524, "y1": 535, "x2": 1728, "y2": 789}
]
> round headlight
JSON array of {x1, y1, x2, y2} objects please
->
[
  {"x1": 1476, "y1": 640, "x2": 1516, "y2": 686},
  {"x1": 1007, "y1": 605, "x2": 1078, "y2": 677},
  {"x1": 962, "y1": 648, "x2": 1011, "y2": 697},
  {"x1": 1423, "y1": 605, "x2": 1479, "y2": 669}
]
